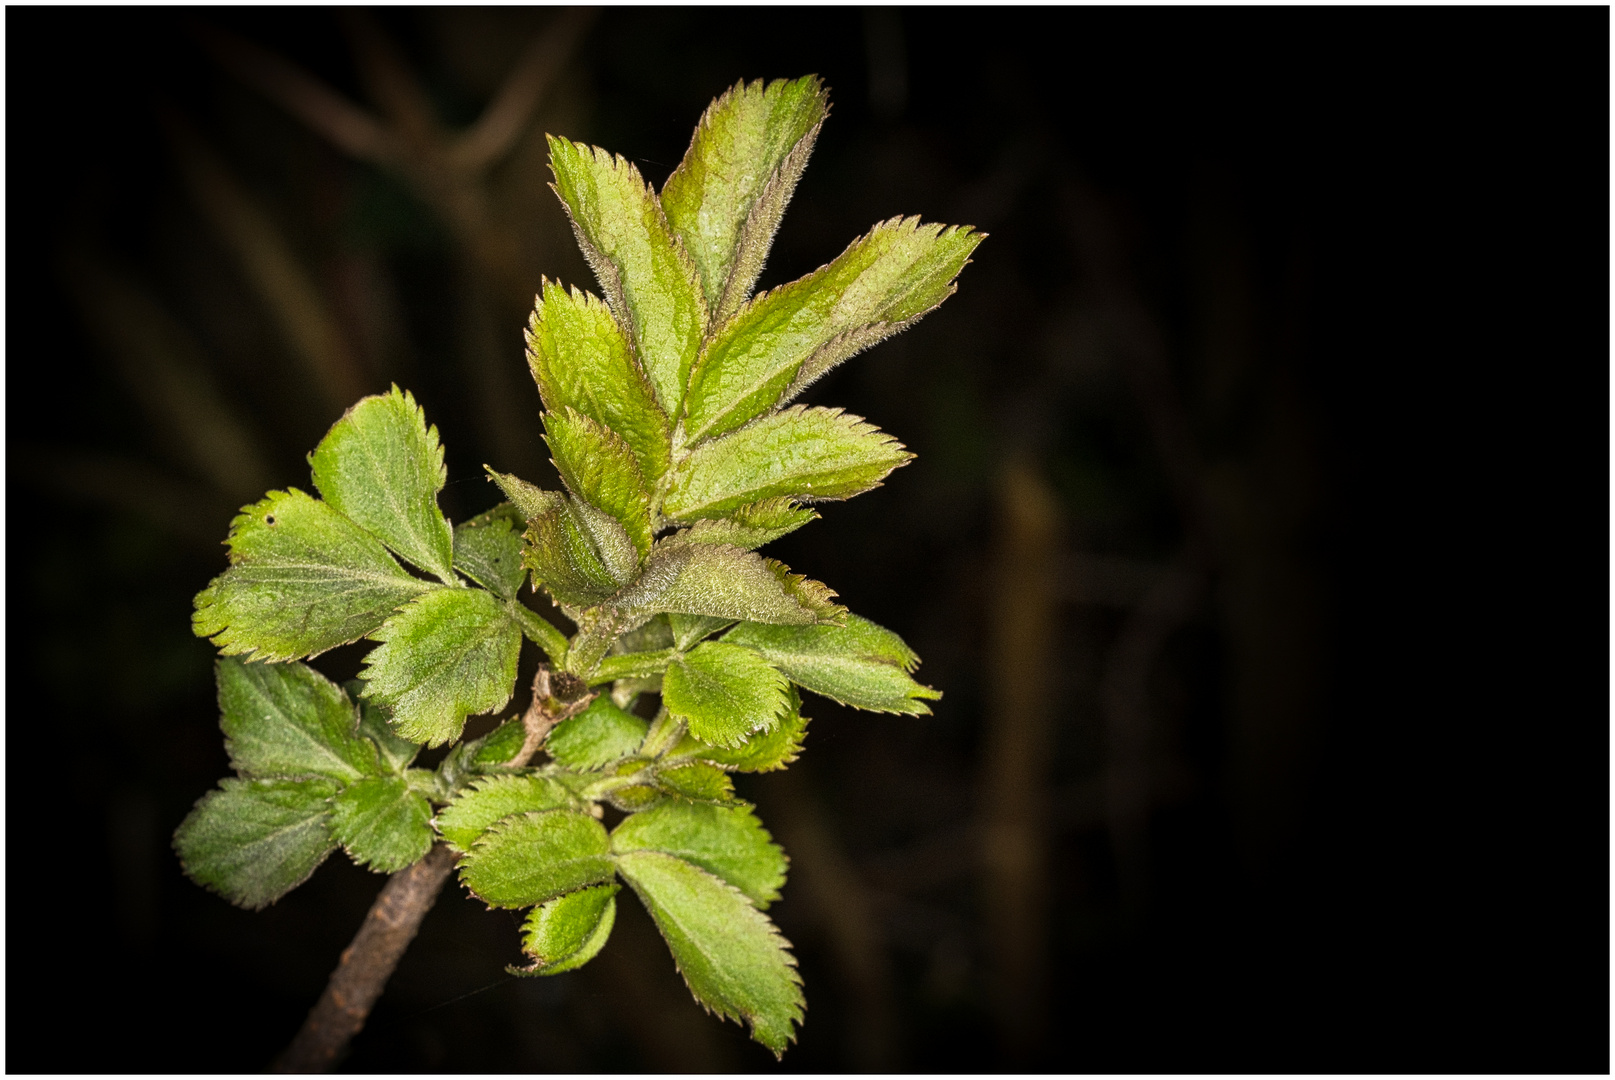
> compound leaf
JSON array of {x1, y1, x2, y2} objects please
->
[
  {"x1": 664, "y1": 406, "x2": 911, "y2": 522},
  {"x1": 676, "y1": 498, "x2": 817, "y2": 551},
  {"x1": 173, "y1": 777, "x2": 340, "y2": 910},
  {"x1": 461, "y1": 809, "x2": 614, "y2": 908},
  {"x1": 219, "y1": 657, "x2": 377, "y2": 782},
  {"x1": 309, "y1": 386, "x2": 456, "y2": 584},
  {"x1": 610, "y1": 541, "x2": 841, "y2": 626},
  {"x1": 524, "y1": 498, "x2": 638, "y2": 607},
  {"x1": 611, "y1": 802, "x2": 786, "y2": 908},
  {"x1": 676, "y1": 686, "x2": 810, "y2": 772},
  {"x1": 517, "y1": 883, "x2": 620, "y2": 975},
  {"x1": 329, "y1": 775, "x2": 434, "y2": 872},
  {"x1": 193, "y1": 489, "x2": 435, "y2": 662},
  {"x1": 545, "y1": 697, "x2": 649, "y2": 771},
  {"x1": 548, "y1": 136, "x2": 707, "y2": 416},
  {"x1": 724, "y1": 615, "x2": 941, "y2": 714},
  {"x1": 527, "y1": 281, "x2": 672, "y2": 485},
  {"x1": 545, "y1": 407, "x2": 653, "y2": 560},
  {"x1": 361, "y1": 588, "x2": 522, "y2": 747},
  {"x1": 661, "y1": 640, "x2": 788, "y2": 748},
  {"x1": 615, "y1": 850, "x2": 802, "y2": 1057},
  {"x1": 352, "y1": 688, "x2": 422, "y2": 773},
  {"x1": 661, "y1": 75, "x2": 827, "y2": 320},
  {"x1": 453, "y1": 506, "x2": 527, "y2": 600},
  {"x1": 435, "y1": 774, "x2": 579, "y2": 852}
]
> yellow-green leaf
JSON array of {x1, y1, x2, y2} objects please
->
[
  {"x1": 461, "y1": 809, "x2": 614, "y2": 908},
  {"x1": 544, "y1": 407, "x2": 653, "y2": 560}
]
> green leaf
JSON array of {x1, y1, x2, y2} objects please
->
[
  {"x1": 662, "y1": 76, "x2": 828, "y2": 321},
  {"x1": 329, "y1": 775, "x2": 434, "y2": 872},
  {"x1": 683, "y1": 217, "x2": 983, "y2": 441},
  {"x1": 547, "y1": 135, "x2": 707, "y2": 416},
  {"x1": 610, "y1": 540, "x2": 842, "y2": 626},
  {"x1": 435, "y1": 774, "x2": 578, "y2": 852},
  {"x1": 453, "y1": 506, "x2": 527, "y2": 600},
  {"x1": 667, "y1": 613, "x2": 734, "y2": 650},
  {"x1": 309, "y1": 386, "x2": 457, "y2": 584},
  {"x1": 486, "y1": 468, "x2": 564, "y2": 524},
  {"x1": 545, "y1": 697, "x2": 649, "y2": 770},
  {"x1": 469, "y1": 716, "x2": 528, "y2": 771},
  {"x1": 516, "y1": 884, "x2": 620, "y2": 975},
  {"x1": 654, "y1": 761, "x2": 736, "y2": 805},
  {"x1": 611, "y1": 802, "x2": 786, "y2": 908},
  {"x1": 676, "y1": 498, "x2": 818, "y2": 551},
  {"x1": 526, "y1": 281, "x2": 672, "y2": 485},
  {"x1": 461, "y1": 809, "x2": 614, "y2": 908},
  {"x1": 591, "y1": 647, "x2": 676, "y2": 685},
  {"x1": 193, "y1": 489, "x2": 436, "y2": 663},
  {"x1": 615, "y1": 850, "x2": 802, "y2": 1057},
  {"x1": 352, "y1": 689, "x2": 422, "y2": 773},
  {"x1": 676, "y1": 685, "x2": 810, "y2": 772},
  {"x1": 664, "y1": 407, "x2": 912, "y2": 522},
  {"x1": 544, "y1": 407, "x2": 653, "y2": 559},
  {"x1": 524, "y1": 498, "x2": 637, "y2": 608},
  {"x1": 173, "y1": 777, "x2": 339, "y2": 910},
  {"x1": 724, "y1": 614, "x2": 941, "y2": 714},
  {"x1": 361, "y1": 588, "x2": 523, "y2": 747},
  {"x1": 662, "y1": 640, "x2": 788, "y2": 748},
  {"x1": 218, "y1": 657, "x2": 377, "y2": 781}
]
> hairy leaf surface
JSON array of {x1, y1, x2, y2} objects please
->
[
  {"x1": 662, "y1": 640, "x2": 788, "y2": 748},
  {"x1": 461, "y1": 809, "x2": 614, "y2": 908},
  {"x1": 309, "y1": 387, "x2": 456, "y2": 584},
  {"x1": 612, "y1": 802, "x2": 786, "y2": 908},
  {"x1": 548, "y1": 136, "x2": 707, "y2": 415},
  {"x1": 677, "y1": 686, "x2": 810, "y2": 772},
  {"x1": 173, "y1": 777, "x2": 340, "y2": 910},
  {"x1": 615, "y1": 850, "x2": 803, "y2": 1056},
  {"x1": 667, "y1": 613, "x2": 735, "y2": 651},
  {"x1": 725, "y1": 615, "x2": 941, "y2": 713},
  {"x1": 193, "y1": 489, "x2": 435, "y2": 662},
  {"x1": 545, "y1": 697, "x2": 649, "y2": 770},
  {"x1": 524, "y1": 498, "x2": 638, "y2": 607},
  {"x1": 545, "y1": 407, "x2": 653, "y2": 559},
  {"x1": 664, "y1": 407, "x2": 911, "y2": 521},
  {"x1": 453, "y1": 507, "x2": 527, "y2": 600},
  {"x1": 656, "y1": 761, "x2": 737, "y2": 804},
  {"x1": 610, "y1": 541, "x2": 840, "y2": 626},
  {"x1": 353, "y1": 690, "x2": 422, "y2": 773},
  {"x1": 677, "y1": 498, "x2": 817, "y2": 551},
  {"x1": 518, "y1": 884, "x2": 620, "y2": 975},
  {"x1": 487, "y1": 469, "x2": 564, "y2": 524},
  {"x1": 329, "y1": 775, "x2": 434, "y2": 872},
  {"x1": 361, "y1": 588, "x2": 522, "y2": 746},
  {"x1": 435, "y1": 774, "x2": 578, "y2": 852},
  {"x1": 218, "y1": 657, "x2": 377, "y2": 781}
]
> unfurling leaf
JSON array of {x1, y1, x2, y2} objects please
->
[
  {"x1": 173, "y1": 777, "x2": 340, "y2": 910},
  {"x1": 662, "y1": 640, "x2": 788, "y2": 748},
  {"x1": 309, "y1": 386, "x2": 457, "y2": 585},
  {"x1": 516, "y1": 884, "x2": 620, "y2": 975},
  {"x1": 676, "y1": 685, "x2": 810, "y2": 772},
  {"x1": 329, "y1": 776, "x2": 434, "y2": 872},
  {"x1": 218, "y1": 657, "x2": 377, "y2": 781},
  {"x1": 524, "y1": 497, "x2": 638, "y2": 607},
  {"x1": 361, "y1": 588, "x2": 522, "y2": 747},
  {"x1": 435, "y1": 774, "x2": 578, "y2": 852},
  {"x1": 453, "y1": 506, "x2": 527, "y2": 600},
  {"x1": 676, "y1": 498, "x2": 818, "y2": 551},
  {"x1": 486, "y1": 468, "x2": 563, "y2": 524},
  {"x1": 661, "y1": 75, "x2": 827, "y2": 320},
  {"x1": 725, "y1": 614, "x2": 941, "y2": 713},
  {"x1": 461, "y1": 809, "x2": 614, "y2": 908},
  {"x1": 548, "y1": 135, "x2": 707, "y2": 415},
  {"x1": 664, "y1": 406, "x2": 911, "y2": 522},
  {"x1": 610, "y1": 540, "x2": 839, "y2": 626},
  {"x1": 193, "y1": 489, "x2": 435, "y2": 663},
  {"x1": 527, "y1": 281, "x2": 671, "y2": 485},
  {"x1": 615, "y1": 850, "x2": 803, "y2": 1057},
  {"x1": 545, "y1": 697, "x2": 649, "y2": 770},
  {"x1": 612, "y1": 802, "x2": 786, "y2": 908},
  {"x1": 544, "y1": 407, "x2": 653, "y2": 559}
]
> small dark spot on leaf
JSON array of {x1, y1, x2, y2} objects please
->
[{"x1": 264, "y1": 514, "x2": 277, "y2": 526}]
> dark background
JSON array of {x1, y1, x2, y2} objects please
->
[{"x1": 7, "y1": 6, "x2": 1608, "y2": 1073}]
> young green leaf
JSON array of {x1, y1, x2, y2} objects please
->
[
  {"x1": 656, "y1": 761, "x2": 737, "y2": 805},
  {"x1": 661, "y1": 640, "x2": 788, "y2": 748},
  {"x1": 661, "y1": 76, "x2": 827, "y2": 321},
  {"x1": 676, "y1": 686, "x2": 810, "y2": 772},
  {"x1": 724, "y1": 614, "x2": 941, "y2": 714},
  {"x1": 524, "y1": 498, "x2": 638, "y2": 608},
  {"x1": 173, "y1": 777, "x2": 340, "y2": 910},
  {"x1": 469, "y1": 716, "x2": 528, "y2": 771},
  {"x1": 527, "y1": 281, "x2": 671, "y2": 485},
  {"x1": 591, "y1": 647, "x2": 677, "y2": 685},
  {"x1": 663, "y1": 406, "x2": 912, "y2": 522},
  {"x1": 329, "y1": 775, "x2": 435, "y2": 872},
  {"x1": 667, "y1": 613, "x2": 734, "y2": 650},
  {"x1": 193, "y1": 488, "x2": 436, "y2": 663},
  {"x1": 683, "y1": 217, "x2": 983, "y2": 441},
  {"x1": 610, "y1": 540, "x2": 841, "y2": 626},
  {"x1": 486, "y1": 468, "x2": 564, "y2": 524},
  {"x1": 611, "y1": 802, "x2": 787, "y2": 908},
  {"x1": 453, "y1": 506, "x2": 527, "y2": 600},
  {"x1": 545, "y1": 696, "x2": 649, "y2": 770},
  {"x1": 547, "y1": 136, "x2": 707, "y2": 416},
  {"x1": 516, "y1": 884, "x2": 620, "y2": 975},
  {"x1": 352, "y1": 689, "x2": 422, "y2": 773},
  {"x1": 461, "y1": 809, "x2": 614, "y2": 908},
  {"x1": 361, "y1": 588, "x2": 523, "y2": 747},
  {"x1": 218, "y1": 657, "x2": 377, "y2": 782},
  {"x1": 615, "y1": 850, "x2": 803, "y2": 1057},
  {"x1": 544, "y1": 407, "x2": 653, "y2": 559},
  {"x1": 676, "y1": 498, "x2": 818, "y2": 551},
  {"x1": 309, "y1": 386, "x2": 457, "y2": 585},
  {"x1": 435, "y1": 774, "x2": 579, "y2": 852}
]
